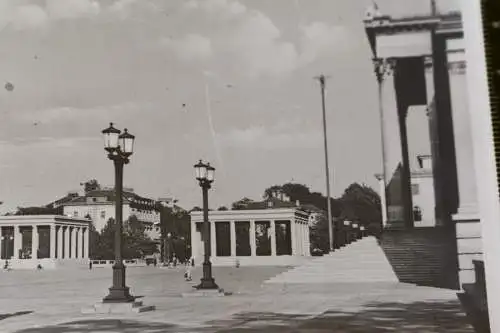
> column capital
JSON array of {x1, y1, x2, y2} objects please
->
[{"x1": 373, "y1": 57, "x2": 396, "y2": 83}]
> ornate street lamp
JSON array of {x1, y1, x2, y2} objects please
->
[
  {"x1": 101, "y1": 122, "x2": 135, "y2": 303},
  {"x1": 194, "y1": 160, "x2": 218, "y2": 290}
]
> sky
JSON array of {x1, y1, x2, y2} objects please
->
[{"x1": 0, "y1": 0, "x2": 460, "y2": 213}]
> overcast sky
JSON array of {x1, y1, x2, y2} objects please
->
[{"x1": 0, "y1": 0, "x2": 460, "y2": 213}]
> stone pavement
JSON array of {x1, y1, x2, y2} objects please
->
[
  {"x1": 0, "y1": 266, "x2": 475, "y2": 332},
  {"x1": 0, "y1": 237, "x2": 476, "y2": 332}
]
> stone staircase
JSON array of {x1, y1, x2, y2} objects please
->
[
  {"x1": 379, "y1": 227, "x2": 460, "y2": 289},
  {"x1": 264, "y1": 236, "x2": 399, "y2": 285}
]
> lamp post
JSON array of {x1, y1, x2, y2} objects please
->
[
  {"x1": 101, "y1": 122, "x2": 136, "y2": 303},
  {"x1": 194, "y1": 160, "x2": 218, "y2": 290}
]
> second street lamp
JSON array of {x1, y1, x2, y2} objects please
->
[
  {"x1": 194, "y1": 160, "x2": 218, "y2": 290},
  {"x1": 101, "y1": 122, "x2": 136, "y2": 303}
]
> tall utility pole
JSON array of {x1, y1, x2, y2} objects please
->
[{"x1": 315, "y1": 75, "x2": 334, "y2": 253}]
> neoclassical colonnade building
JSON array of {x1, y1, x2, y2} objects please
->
[
  {"x1": 364, "y1": 1, "x2": 481, "y2": 288},
  {"x1": 190, "y1": 204, "x2": 311, "y2": 266},
  {"x1": 0, "y1": 215, "x2": 90, "y2": 269}
]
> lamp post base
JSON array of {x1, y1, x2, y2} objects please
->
[
  {"x1": 194, "y1": 277, "x2": 219, "y2": 290},
  {"x1": 102, "y1": 262, "x2": 135, "y2": 303},
  {"x1": 103, "y1": 287, "x2": 135, "y2": 303}
]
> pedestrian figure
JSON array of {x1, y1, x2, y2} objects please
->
[
  {"x1": 190, "y1": 256, "x2": 195, "y2": 267},
  {"x1": 89, "y1": 261, "x2": 93, "y2": 270},
  {"x1": 154, "y1": 258, "x2": 157, "y2": 267},
  {"x1": 184, "y1": 262, "x2": 192, "y2": 281},
  {"x1": 173, "y1": 256, "x2": 177, "y2": 267}
]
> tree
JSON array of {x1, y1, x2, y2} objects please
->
[
  {"x1": 87, "y1": 218, "x2": 100, "y2": 259},
  {"x1": 231, "y1": 197, "x2": 254, "y2": 210},
  {"x1": 338, "y1": 182, "x2": 382, "y2": 234},
  {"x1": 93, "y1": 218, "x2": 115, "y2": 259},
  {"x1": 14, "y1": 205, "x2": 62, "y2": 216},
  {"x1": 123, "y1": 215, "x2": 157, "y2": 259},
  {"x1": 81, "y1": 179, "x2": 101, "y2": 195},
  {"x1": 217, "y1": 206, "x2": 228, "y2": 211}
]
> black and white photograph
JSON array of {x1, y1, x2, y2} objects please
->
[{"x1": 0, "y1": 0, "x2": 497, "y2": 332}]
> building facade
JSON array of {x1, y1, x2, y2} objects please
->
[
  {"x1": 190, "y1": 206, "x2": 311, "y2": 266},
  {"x1": 62, "y1": 188, "x2": 161, "y2": 241},
  {"x1": 0, "y1": 215, "x2": 90, "y2": 269},
  {"x1": 365, "y1": 1, "x2": 481, "y2": 287}
]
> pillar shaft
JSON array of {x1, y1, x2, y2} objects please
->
[
  {"x1": 83, "y1": 227, "x2": 89, "y2": 259},
  {"x1": 249, "y1": 220, "x2": 256, "y2": 256},
  {"x1": 31, "y1": 225, "x2": 39, "y2": 259},
  {"x1": 57, "y1": 226, "x2": 63, "y2": 259},
  {"x1": 50, "y1": 225, "x2": 57, "y2": 259},
  {"x1": 229, "y1": 221, "x2": 236, "y2": 256},
  {"x1": 210, "y1": 221, "x2": 216, "y2": 258},
  {"x1": 64, "y1": 227, "x2": 70, "y2": 259},
  {"x1": 290, "y1": 220, "x2": 297, "y2": 255},
  {"x1": 13, "y1": 225, "x2": 22, "y2": 259},
  {"x1": 75, "y1": 228, "x2": 80, "y2": 258},
  {"x1": 270, "y1": 220, "x2": 277, "y2": 256}
]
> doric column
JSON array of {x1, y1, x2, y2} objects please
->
[
  {"x1": 305, "y1": 221, "x2": 308, "y2": 256},
  {"x1": 75, "y1": 228, "x2": 80, "y2": 258},
  {"x1": 13, "y1": 225, "x2": 22, "y2": 259},
  {"x1": 210, "y1": 221, "x2": 217, "y2": 258},
  {"x1": 64, "y1": 226, "x2": 70, "y2": 259},
  {"x1": 71, "y1": 226, "x2": 77, "y2": 258},
  {"x1": 49, "y1": 225, "x2": 57, "y2": 259},
  {"x1": 31, "y1": 225, "x2": 39, "y2": 259},
  {"x1": 82, "y1": 227, "x2": 89, "y2": 259},
  {"x1": 229, "y1": 221, "x2": 236, "y2": 256},
  {"x1": 57, "y1": 226, "x2": 63, "y2": 259},
  {"x1": 249, "y1": 220, "x2": 256, "y2": 256},
  {"x1": 270, "y1": 220, "x2": 277, "y2": 256},
  {"x1": 290, "y1": 220, "x2": 297, "y2": 255}
]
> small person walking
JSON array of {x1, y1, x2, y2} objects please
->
[{"x1": 184, "y1": 262, "x2": 192, "y2": 281}]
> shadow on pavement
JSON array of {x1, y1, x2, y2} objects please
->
[
  {"x1": 14, "y1": 300, "x2": 478, "y2": 333},
  {"x1": 0, "y1": 311, "x2": 33, "y2": 321}
]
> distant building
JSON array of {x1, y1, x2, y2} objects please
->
[
  {"x1": 61, "y1": 188, "x2": 161, "y2": 241},
  {"x1": 376, "y1": 154, "x2": 436, "y2": 228},
  {"x1": 190, "y1": 196, "x2": 312, "y2": 266}
]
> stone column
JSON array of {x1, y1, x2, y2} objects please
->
[
  {"x1": 230, "y1": 221, "x2": 236, "y2": 257},
  {"x1": 305, "y1": 222, "x2": 310, "y2": 256},
  {"x1": 210, "y1": 221, "x2": 217, "y2": 258},
  {"x1": 376, "y1": 176, "x2": 388, "y2": 228},
  {"x1": 83, "y1": 228, "x2": 89, "y2": 259},
  {"x1": 64, "y1": 226, "x2": 70, "y2": 259},
  {"x1": 71, "y1": 226, "x2": 77, "y2": 259},
  {"x1": 13, "y1": 225, "x2": 22, "y2": 259},
  {"x1": 190, "y1": 220, "x2": 197, "y2": 261},
  {"x1": 50, "y1": 225, "x2": 57, "y2": 259},
  {"x1": 249, "y1": 220, "x2": 256, "y2": 256},
  {"x1": 270, "y1": 220, "x2": 277, "y2": 256},
  {"x1": 290, "y1": 220, "x2": 297, "y2": 255},
  {"x1": 75, "y1": 228, "x2": 80, "y2": 258},
  {"x1": 57, "y1": 226, "x2": 63, "y2": 259},
  {"x1": 31, "y1": 225, "x2": 39, "y2": 259}
]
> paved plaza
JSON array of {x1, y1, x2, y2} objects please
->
[{"x1": 0, "y1": 263, "x2": 475, "y2": 332}]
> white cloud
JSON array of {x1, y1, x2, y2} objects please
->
[
  {"x1": 8, "y1": 4, "x2": 49, "y2": 30},
  {"x1": 162, "y1": 34, "x2": 213, "y2": 62},
  {"x1": 0, "y1": 0, "x2": 100, "y2": 31},
  {"x1": 179, "y1": 0, "x2": 350, "y2": 78},
  {"x1": 46, "y1": 0, "x2": 100, "y2": 20}
]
